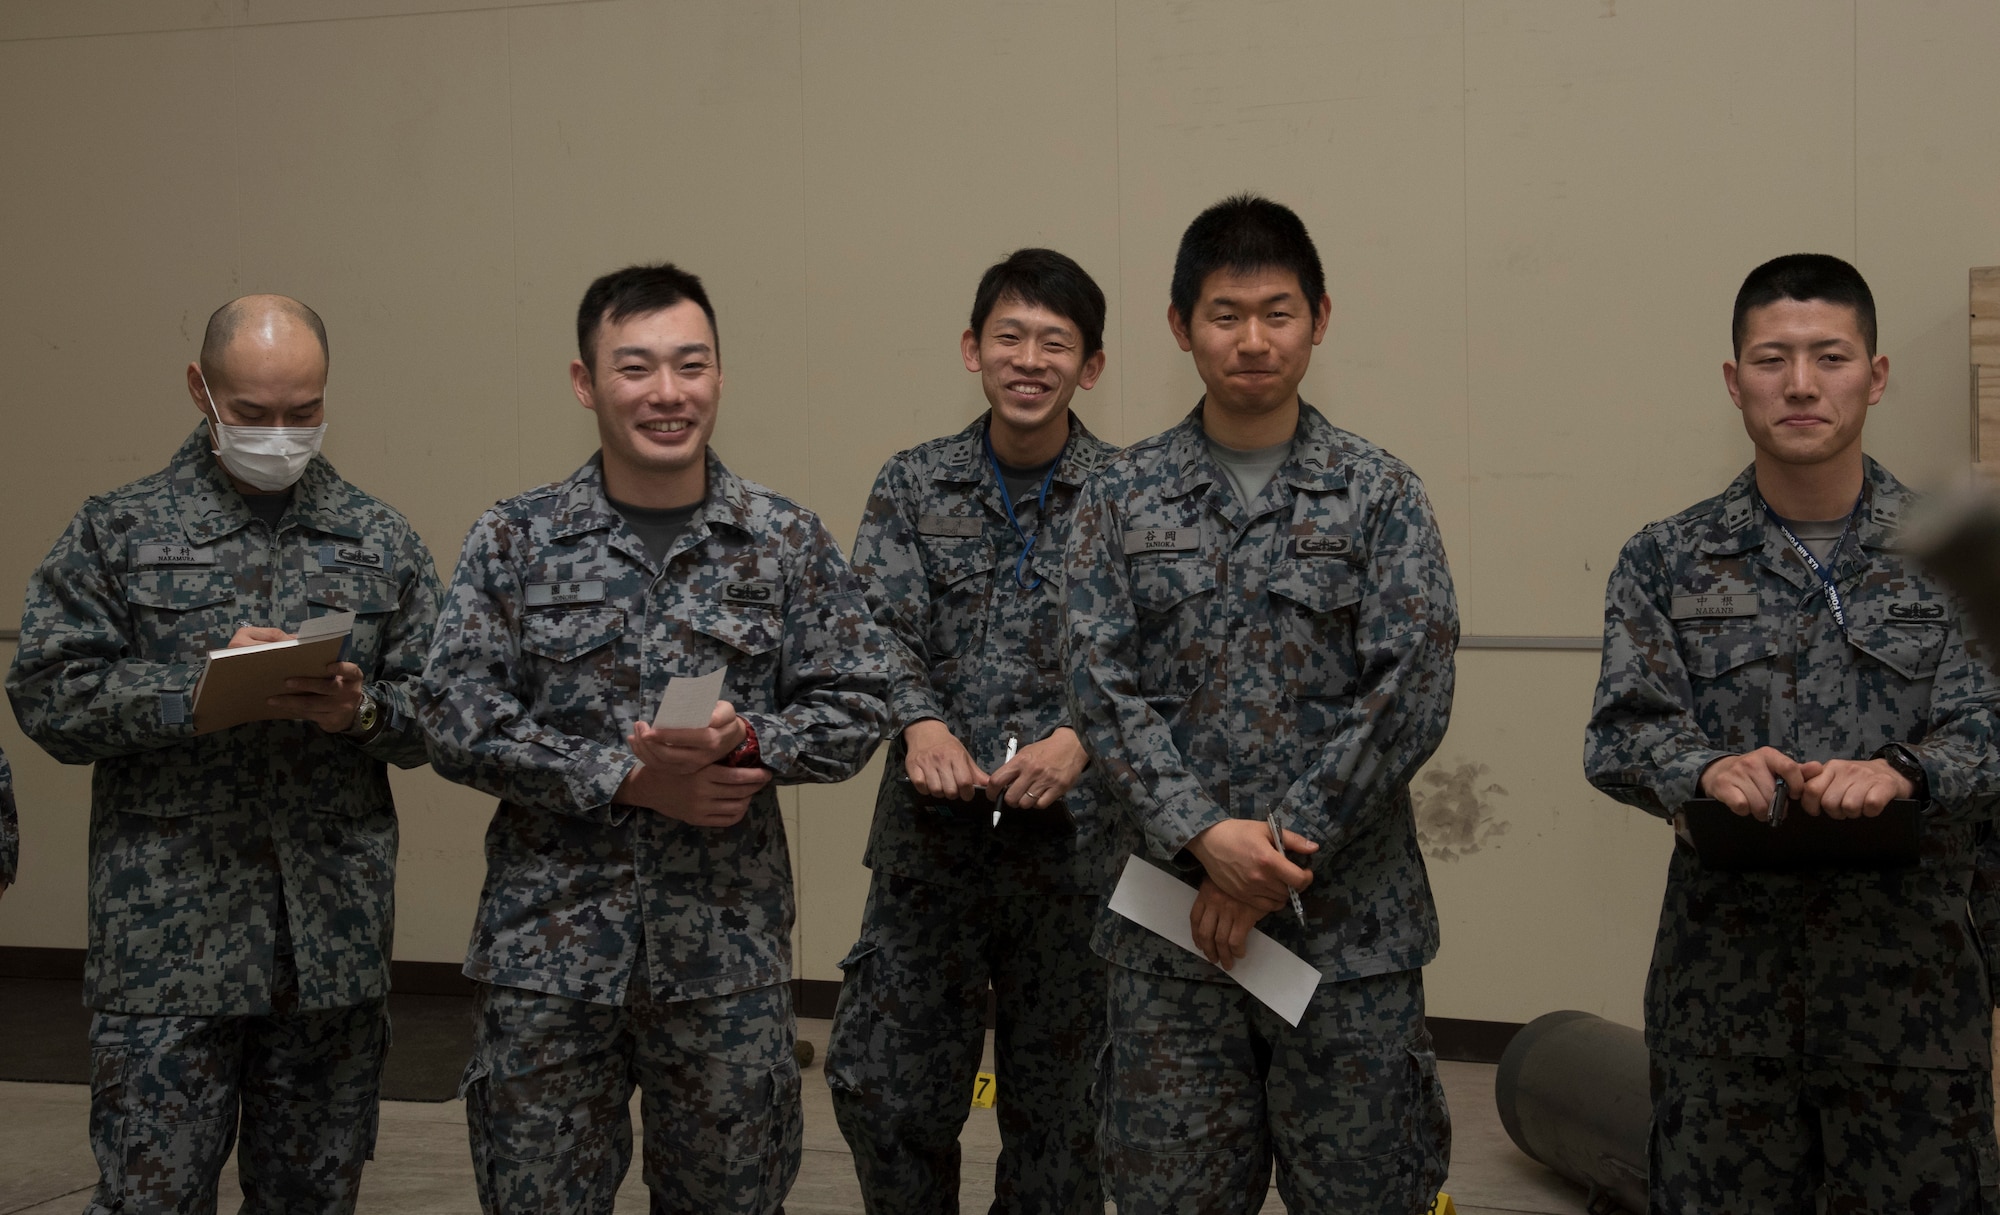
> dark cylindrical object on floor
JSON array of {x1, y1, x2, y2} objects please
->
[{"x1": 1494, "y1": 1010, "x2": 1650, "y2": 1214}]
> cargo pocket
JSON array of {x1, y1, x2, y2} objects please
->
[
  {"x1": 89, "y1": 1036, "x2": 237, "y2": 1207},
  {"x1": 823, "y1": 942, "x2": 880, "y2": 1099},
  {"x1": 706, "y1": 1052, "x2": 803, "y2": 1215},
  {"x1": 1301, "y1": 1043, "x2": 1450, "y2": 1212}
]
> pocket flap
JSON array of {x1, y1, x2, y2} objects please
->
[
  {"x1": 305, "y1": 572, "x2": 400, "y2": 615},
  {"x1": 521, "y1": 607, "x2": 626, "y2": 662},
  {"x1": 120, "y1": 570, "x2": 237, "y2": 612},
  {"x1": 692, "y1": 606, "x2": 782, "y2": 658},
  {"x1": 1130, "y1": 558, "x2": 1216, "y2": 613},
  {"x1": 1849, "y1": 622, "x2": 1944, "y2": 681},
  {"x1": 1268, "y1": 559, "x2": 1363, "y2": 613},
  {"x1": 1676, "y1": 625, "x2": 1778, "y2": 679},
  {"x1": 925, "y1": 539, "x2": 997, "y2": 589}
]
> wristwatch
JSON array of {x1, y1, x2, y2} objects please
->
[
  {"x1": 346, "y1": 691, "x2": 380, "y2": 739},
  {"x1": 1871, "y1": 743, "x2": 1928, "y2": 803}
]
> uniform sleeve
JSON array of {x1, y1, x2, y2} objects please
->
[
  {"x1": 1064, "y1": 475, "x2": 1230, "y2": 863},
  {"x1": 740, "y1": 514, "x2": 891, "y2": 783},
  {"x1": 1907, "y1": 614, "x2": 2000, "y2": 825},
  {"x1": 418, "y1": 512, "x2": 635, "y2": 825},
  {"x1": 1583, "y1": 529, "x2": 1728, "y2": 818},
  {"x1": 6, "y1": 508, "x2": 201, "y2": 764},
  {"x1": 352, "y1": 523, "x2": 445, "y2": 769},
  {"x1": 0, "y1": 748, "x2": 16, "y2": 889},
  {"x1": 1276, "y1": 474, "x2": 1459, "y2": 851},
  {"x1": 850, "y1": 459, "x2": 945, "y2": 731}
]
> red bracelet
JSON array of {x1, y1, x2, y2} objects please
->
[{"x1": 721, "y1": 721, "x2": 761, "y2": 768}]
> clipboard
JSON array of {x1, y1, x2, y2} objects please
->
[{"x1": 1679, "y1": 797, "x2": 1922, "y2": 872}]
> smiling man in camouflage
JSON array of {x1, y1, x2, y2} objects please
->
[
  {"x1": 1585, "y1": 254, "x2": 2000, "y2": 1211},
  {"x1": 8, "y1": 294, "x2": 442, "y2": 1211},
  {"x1": 422, "y1": 262, "x2": 889, "y2": 1212}
]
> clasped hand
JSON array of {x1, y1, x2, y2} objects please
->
[
  {"x1": 1184, "y1": 817, "x2": 1318, "y2": 969},
  {"x1": 1700, "y1": 746, "x2": 1914, "y2": 822},
  {"x1": 619, "y1": 700, "x2": 771, "y2": 828},
  {"x1": 903, "y1": 720, "x2": 1087, "y2": 809}
]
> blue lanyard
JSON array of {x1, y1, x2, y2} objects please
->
[
  {"x1": 983, "y1": 429, "x2": 1064, "y2": 590},
  {"x1": 1760, "y1": 494, "x2": 1862, "y2": 632}
]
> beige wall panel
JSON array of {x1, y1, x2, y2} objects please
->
[
  {"x1": 1855, "y1": 3, "x2": 2000, "y2": 481},
  {"x1": 1463, "y1": 2, "x2": 1855, "y2": 637},
  {"x1": 1109, "y1": 2, "x2": 1471, "y2": 559},
  {"x1": 793, "y1": 756, "x2": 885, "y2": 984},
  {"x1": 506, "y1": 0, "x2": 811, "y2": 502},
  {"x1": 220, "y1": 10, "x2": 520, "y2": 568},
  {"x1": 797, "y1": 0, "x2": 1122, "y2": 549},
  {"x1": 1419, "y1": 649, "x2": 1664, "y2": 1027},
  {"x1": 0, "y1": 29, "x2": 241, "y2": 631},
  {"x1": 0, "y1": 0, "x2": 588, "y2": 42},
  {"x1": 0, "y1": 642, "x2": 92, "y2": 949}
]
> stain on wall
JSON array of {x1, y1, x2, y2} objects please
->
[{"x1": 1413, "y1": 760, "x2": 1509, "y2": 862}]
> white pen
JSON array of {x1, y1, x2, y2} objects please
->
[{"x1": 995, "y1": 736, "x2": 1017, "y2": 827}]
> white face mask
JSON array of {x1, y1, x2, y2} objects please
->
[{"x1": 199, "y1": 373, "x2": 326, "y2": 492}]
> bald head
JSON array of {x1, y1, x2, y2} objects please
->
[
  {"x1": 186, "y1": 294, "x2": 330, "y2": 433},
  {"x1": 198, "y1": 295, "x2": 329, "y2": 385}
]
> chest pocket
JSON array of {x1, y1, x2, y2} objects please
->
[
  {"x1": 688, "y1": 604, "x2": 783, "y2": 706},
  {"x1": 1130, "y1": 557, "x2": 1217, "y2": 698},
  {"x1": 1268, "y1": 559, "x2": 1364, "y2": 701},
  {"x1": 922, "y1": 537, "x2": 997, "y2": 661},
  {"x1": 519, "y1": 606, "x2": 628, "y2": 724},
  {"x1": 1848, "y1": 617, "x2": 1946, "y2": 682},
  {"x1": 120, "y1": 569, "x2": 240, "y2": 661},
  {"x1": 1674, "y1": 619, "x2": 1781, "y2": 749}
]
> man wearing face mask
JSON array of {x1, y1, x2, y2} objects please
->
[{"x1": 7, "y1": 294, "x2": 443, "y2": 1212}]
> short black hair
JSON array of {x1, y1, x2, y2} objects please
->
[
  {"x1": 576, "y1": 262, "x2": 718, "y2": 366},
  {"x1": 1170, "y1": 194, "x2": 1326, "y2": 325},
  {"x1": 1732, "y1": 253, "x2": 1877, "y2": 357},
  {"x1": 200, "y1": 295, "x2": 329, "y2": 381},
  {"x1": 968, "y1": 248, "x2": 1108, "y2": 359}
]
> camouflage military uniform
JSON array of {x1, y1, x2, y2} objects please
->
[
  {"x1": 825, "y1": 414, "x2": 1116, "y2": 1214},
  {"x1": 6, "y1": 423, "x2": 442, "y2": 1213},
  {"x1": 1064, "y1": 402, "x2": 1458, "y2": 1214},
  {"x1": 1584, "y1": 459, "x2": 2000, "y2": 1213},
  {"x1": 0, "y1": 745, "x2": 16, "y2": 889},
  {"x1": 421, "y1": 450, "x2": 889, "y2": 1213}
]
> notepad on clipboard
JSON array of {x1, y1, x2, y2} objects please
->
[{"x1": 190, "y1": 612, "x2": 355, "y2": 735}]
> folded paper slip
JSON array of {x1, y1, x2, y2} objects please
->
[
  {"x1": 191, "y1": 612, "x2": 355, "y2": 735},
  {"x1": 1106, "y1": 855, "x2": 1324, "y2": 1027}
]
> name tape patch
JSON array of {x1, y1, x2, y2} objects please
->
[
  {"x1": 722, "y1": 580, "x2": 779, "y2": 606},
  {"x1": 1292, "y1": 535, "x2": 1353, "y2": 559},
  {"x1": 525, "y1": 580, "x2": 606, "y2": 608},
  {"x1": 1124, "y1": 527, "x2": 1201, "y2": 554},
  {"x1": 320, "y1": 544, "x2": 386, "y2": 572},
  {"x1": 1670, "y1": 593, "x2": 1759, "y2": 620},
  {"x1": 918, "y1": 515, "x2": 983, "y2": 539},
  {"x1": 1886, "y1": 601, "x2": 1945, "y2": 622},
  {"x1": 133, "y1": 542, "x2": 215, "y2": 567}
]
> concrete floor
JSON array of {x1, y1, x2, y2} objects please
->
[{"x1": 0, "y1": 1019, "x2": 1591, "y2": 1215}]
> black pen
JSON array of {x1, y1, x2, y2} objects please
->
[{"x1": 1768, "y1": 776, "x2": 1787, "y2": 829}]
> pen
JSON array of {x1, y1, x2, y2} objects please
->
[
  {"x1": 1768, "y1": 776, "x2": 1787, "y2": 829},
  {"x1": 994, "y1": 736, "x2": 1017, "y2": 827},
  {"x1": 1268, "y1": 811, "x2": 1307, "y2": 926}
]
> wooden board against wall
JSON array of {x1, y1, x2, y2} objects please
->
[{"x1": 1975, "y1": 267, "x2": 2000, "y2": 464}]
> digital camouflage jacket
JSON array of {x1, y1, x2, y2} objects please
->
[
  {"x1": 7, "y1": 425, "x2": 441, "y2": 1015},
  {"x1": 1585, "y1": 459, "x2": 2000, "y2": 1068},
  {"x1": 421, "y1": 451, "x2": 890, "y2": 1006},
  {"x1": 851, "y1": 413, "x2": 1119, "y2": 897},
  {"x1": 1065, "y1": 402, "x2": 1459, "y2": 983}
]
